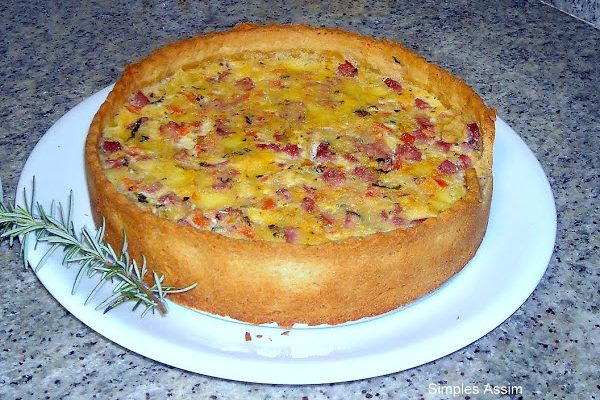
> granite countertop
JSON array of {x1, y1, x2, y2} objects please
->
[{"x1": 1, "y1": 0, "x2": 598, "y2": 398}]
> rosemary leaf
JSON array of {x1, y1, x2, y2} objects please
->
[{"x1": 0, "y1": 177, "x2": 196, "y2": 316}]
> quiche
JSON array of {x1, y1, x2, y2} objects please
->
[{"x1": 85, "y1": 24, "x2": 495, "y2": 326}]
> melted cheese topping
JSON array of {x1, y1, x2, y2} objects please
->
[{"x1": 100, "y1": 51, "x2": 482, "y2": 245}]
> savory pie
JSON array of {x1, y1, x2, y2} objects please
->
[{"x1": 85, "y1": 24, "x2": 495, "y2": 326}]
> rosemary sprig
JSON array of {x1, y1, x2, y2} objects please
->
[{"x1": 0, "y1": 177, "x2": 196, "y2": 316}]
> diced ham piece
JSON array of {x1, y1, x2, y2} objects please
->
[
  {"x1": 157, "y1": 192, "x2": 181, "y2": 206},
  {"x1": 435, "y1": 141, "x2": 452, "y2": 153},
  {"x1": 344, "y1": 211, "x2": 361, "y2": 228},
  {"x1": 174, "y1": 149, "x2": 190, "y2": 162},
  {"x1": 357, "y1": 142, "x2": 391, "y2": 159},
  {"x1": 276, "y1": 188, "x2": 291, "y2": 201},
  {"x1": 378, "y1": 157, "x2": 395, "y2": 172},
  {"x1": 102, "y1": 140, "x2": 122, "y2": 153},
  {"x1": 159, "y1": 121, "x2": 185, "y2": 140},
  {"x1": 343, "y1": 154, "x2": 358, "y2": 163},
  {"x1": 392, "y1": 216, "x2": 410, "y2": 227},
  {"x1": 256, "y1": 143, "x2": 281, "y2": 151},
  {"x1": 412, "y1": 129, "x2": 429, "y2": 143},
  {"x1": 281, "y1": 101, "x2": 306, "y2": 121},
  {"x1": 460, "y1": 142, "x2": 474, "y2": 153},
  {"x1": 395, "y1": 144, "x2": 422, "y2": 161},
  {"x1": 213, "y1": 178, "x2": 233, "y2": 190},
  {"x1": 380, "y1": 210, "x2": 389, "y2": 221},
  {"x1": 235, "y1": 77, "x2": 255, "y2": 91},
  {"x1": 458, "y1": 154, "x2": 473, "y2": 169},
  {"x1": 437, "y1": 160, "x2": 459, "y2": 175},
  {"x1": 384, "y1": 78, "x2": 402, "y2": 91},
  {"x1": 105, "y1": 158, "x2": 127, "y2": 168},
  {"x1": 337, "y1": 60, "x2": 358, "y2": 77},
  {"x1": 301, "y1": 197, "x2": 316, "y2": 213},
  {"x1": 130, "y1": 91, "x2": 151, "y2": 108},
  {"x1": 315, "y1": 142, "x2": 334, "y2": 160},
  {"x1": 416, "y1": 116, "x2": 434, "y2": 130},
  {"x1": 319, "y1": 212, "x2": 335, "y2": 226},
  {"x1": 282, "y1": 144, "x2": 300, "y2": 157},
  {"x1": 215, "y1": 119, "x2": 230, "y2": 136},
  {"x1": 353, "y1": 166, "x2": 378, "y2": 183},
  {"x1": 139, "y1": 182, "x2": 162, "y2": 194},
  {"x1": 414, "y1": 98, "x2": 431, "y2": 109},
  {"x1": 199, "y1": 160, "x2": 229, "y2": 168},
  {"x1": 216, "y1": 71, "x2": 230, "y2": 82},
  {"x1": 303, "y1": 185, "x2": 317, "y2": 196},
  {"x1": 283, "y1": 227, "x2": 299, "y2": 244},
  {"x1": 467, "y1": 123, "x2": 481, "y2": 144},
  {"x1": 322, "y1": 168, "x2": 346, "y2": 187}
]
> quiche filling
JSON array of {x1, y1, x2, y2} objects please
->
[{"x1": 99, "y1": 51, "x2": 483, "y2": 245}]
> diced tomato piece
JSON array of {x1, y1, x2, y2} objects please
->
[
  {"x1": 238, "y1": 226, "x2": 256, "y2": 239},
  {"x1": 167, "y1": 105, "x2": 185, "y2": 115},
  {"x1": 191, "y1": 211, "x2": 211, "y2": 228},
  {"x1": 401, "y1": 132, "x2": 415, "y2": 144},
  {"x1": 434, "y1": 177, "x2": 448, "y2": 187},
  {"x1": 373, "y1": 121, "x2": 393, "y2": 134},
  {"x1": 261, "y1": 197, "x2": 276, "y2": 210},
  {"x1": 384, "y1": 78, "x2": 402, "y2": 91},
  {"x1": 121, "y1": 177, "x2": 140, "y2": 191},
  {"x1": 124, "y1": 104, "x2": 140, "y2": 114}
]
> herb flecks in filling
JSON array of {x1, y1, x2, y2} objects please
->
[{"x1": 99, "y1": 51, "x2": 482, "y2": 245}]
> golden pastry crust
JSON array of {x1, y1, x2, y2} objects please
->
[{"x1": 85, "y1": 24, "x2": 495, "y2": 326}]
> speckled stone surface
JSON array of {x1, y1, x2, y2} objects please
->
[
  {"x1": 1, "y1": 1, "x2": 598, "y2": 399},
  {"x1": 542, "y1": 0, "x2": 600, "y2": 27}
]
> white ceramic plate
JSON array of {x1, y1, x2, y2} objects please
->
[{"x1": 16, "y1": 86, "x2": 556, "y2": 384}]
